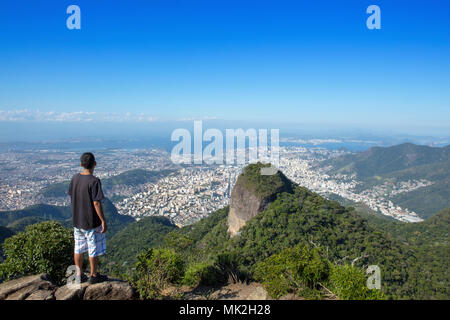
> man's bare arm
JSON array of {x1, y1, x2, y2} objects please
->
[{"x1": 93, "y1": 201, "x2": 107, "y2": 233}]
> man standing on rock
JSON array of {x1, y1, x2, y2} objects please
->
[{"x1": 68, "y1": 152, "x2": 108, "y2": 284}]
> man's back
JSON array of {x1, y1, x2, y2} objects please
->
[
  {"x1": 70, "y1": 152, "x2": 108, "y2": 284},
  {"x1": 68, "y1": 173, "x2": 104, "y2": 230}
]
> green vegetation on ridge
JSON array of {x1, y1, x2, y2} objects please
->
[{"x1": 237, "y1": 163, "x2": 293, "y2": 199}]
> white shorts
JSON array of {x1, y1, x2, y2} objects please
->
[{"x1": 73, "y1": 226, "x2": 106, "y2": 257}]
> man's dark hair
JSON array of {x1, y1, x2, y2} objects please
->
[{"x1": 80, "y1": 152, "x2": 96, "y2": 170}]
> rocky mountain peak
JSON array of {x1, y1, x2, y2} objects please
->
[{"x1": 227, "y1": 163, "x2": 294, "y2": 236}]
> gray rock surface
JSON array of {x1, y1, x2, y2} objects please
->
[
  {"x1": 0, "y1": 274, "x2": 56, "y2": 300},
  {"x1": 181, "y1": 282, "x2": 270, "y2": 300},
  {"x1": 227, "y1": 183, "x2": 270, "y2": 236},
  {"x1": 0, "y1": 274, "x2": 136, "y2": 300},
  {"x1": 83, "y1": 280, "x2": 136, "y2": 300},
  {"x1": 54, "y1": 282, "x2": 89, "y2": 300}
]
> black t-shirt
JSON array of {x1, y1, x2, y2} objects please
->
[{"x1": 68, "y1": 173, "x2": 105, "y2": 230}]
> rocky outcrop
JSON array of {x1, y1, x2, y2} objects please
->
[
  {"x1": 227, "y1": 183, "x2": 271, "y2": 236},
  {"x1": 0, "y1": 274, "x2": 56, "y2": 300},
  {"x1": 83, "y1": 281, "x2": 135, "y2": 300},
  {"x1": 54, "y1": 281, "x2": 89, "y2": 300},
  {"x1": 0, "y1": 274, "x2": 136, "y2": 300},
  {"x1": 182, "y1": 282, "x2": 270, "y2": 300},
  {"x1": 227, "y1": 163, "x2": 294, "y2": 236}
]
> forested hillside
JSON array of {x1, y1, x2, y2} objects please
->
[
  {"x1": 103, "y1": 163, "x2": 449, "y2": 299},
  {"x1": 0, "y1": 204, "x2": 71, "y2": 228},
  {"x1": 323, "y1": 143, "x2": 450, "y2": 178},
  {"x1": 320, "y1": 143, "x2": 450, "y2": 219}
]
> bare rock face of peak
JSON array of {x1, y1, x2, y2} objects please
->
[
  {"x1": 227, "y1": 163, "x2": 294, "y2": 236},
  {"x1": 227, "y1": 182, "x2": 270, "y2": 236},
  {"x1": 0, "y1": 273, "x2": 136, "y2": 300}
]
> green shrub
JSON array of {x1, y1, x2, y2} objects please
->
[
  {"x1": 182, "y1": 252, "x2": 250, "y2": 287},
  {"x1": 0, "y1": 221, "x2": 74, "y2": 284},
  {"x1": 183, "y1": 262, "x2": 217, "y2": 286},
  {"x1": 212, "y1": 252, "x2": 250, "y2": 284},
  {"x1": 254, "y1": 244, "x2": 330, "y2": 299},
  {"x1": 132, "y1": 248, "x2": 185, "y2": 299},
  {"x1": 328, "y1": 264, "x2": 386, "y2": 300}
]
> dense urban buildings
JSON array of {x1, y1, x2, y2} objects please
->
[{"x1": 0, "y1": 146, "x2": 426, "y2": 225}]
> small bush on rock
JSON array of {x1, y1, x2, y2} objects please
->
[
  {"x1": 133, "y1": 248, "x2": 185, "y2": 299},
  {"x1": 0, "y1": 221, "x2": 73, "y2": 284}
]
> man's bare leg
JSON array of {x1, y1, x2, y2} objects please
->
[
  {"x1": 89, "y1": 256, "x2": 98, "y2": 277},
  {"x1": 74, "y1": 253, "x2": 84, "y2": 276}
]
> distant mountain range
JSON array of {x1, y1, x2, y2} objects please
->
[
  {"x1": 40, "y1": 169, "x2": 177, "y2": 199},
  {"x1": 0, "y1": 204, "x2": 71, "y2": 229},
  {"x1": 321, "y1": 143, "x2": 450, "y2": 219},
  {"x1": 0, "y1": 198, "x2": 134, "y2": 237}
]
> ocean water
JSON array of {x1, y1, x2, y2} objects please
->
[{"x1": 1, "y1": 121, "x2": 447, "y2": 152}]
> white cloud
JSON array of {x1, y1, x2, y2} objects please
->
[{"x1": 0, "y1": 109, "x2": 160, "y2": 122}]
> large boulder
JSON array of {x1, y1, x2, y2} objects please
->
[{"x1": 227, "y1": 163, "x2": 293, "y2": 236}]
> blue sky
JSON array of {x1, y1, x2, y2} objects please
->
[{"x1": 0, "y1": 0, "x2": 449, "y2": 132}]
